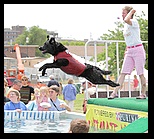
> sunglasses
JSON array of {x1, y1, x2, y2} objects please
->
[
  {"x1": 9, "y1": 93, "x2": 16, "y2": 96},
  {"x1": 22, "y1": 79, "x2": 28, "y2": 81}
]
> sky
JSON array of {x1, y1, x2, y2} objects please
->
[{"x1": 4, "y1": 4, "x2": 148, "y2": 40}]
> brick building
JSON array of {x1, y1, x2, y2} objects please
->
[
  {"x1": 4, "y1": 25, "x2": 25, "y2": 45},
  {"x1": 4, "y1": 45, "x2": 105, "y2": 59},
  {"x1": 4, "y1": 45, "x2": 38, "y2": 58},
  {"x1": 4, "y1": 44, "x2": 105, "y2": 68}
]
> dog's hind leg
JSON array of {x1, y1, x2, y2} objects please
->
[
  {"x1": 94, "y1": 66, "x2": 112, "y2": 75},
  {"x1": 85, "y1": 63, "x2": 111, "y2": 75},
  {"x1": 80, "y1": 67, "x2": 120, "y2": 87}
]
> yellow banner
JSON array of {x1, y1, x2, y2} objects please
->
[{"x1": 86, "y1": 104, "x2": 148, "y2": 132}]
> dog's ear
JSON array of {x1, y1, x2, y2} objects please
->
[
  {"x1": 49, "y1": 37, "x2": 56, "y2": 44},
  {"x1": 47, "y1": 35, "x2": 49, "y2": 40}
]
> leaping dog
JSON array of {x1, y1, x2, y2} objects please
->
[{"x1": 39, "y1": 35, "x2": 120, "y2": 87}]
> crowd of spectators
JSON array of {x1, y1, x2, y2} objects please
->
[
  {"x1": 4, "y1": 75, "x2": 71, "y2": 113},
  {"x1": 4, "y1": 74, "x2": 92, "y2": 133}
]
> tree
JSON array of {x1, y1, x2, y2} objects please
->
[
  {"x1": 98, "y1": 12, "x2": 148, "y2": 79},
  {"x1": 15, "y1": 26, "x2": 49, "y2": 57}
]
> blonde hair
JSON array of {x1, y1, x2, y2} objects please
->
[
  {"x1": 34, "y1": 87, "x2": 40, "y2": 93},
  {"x1": 40, "y1": 86, "x2": 49, "y2": 97},
  {"x1": 122, "y1": 6, "x2": 134, "y2": 18},
  {"x1": 31, "y1": 87, "x2": 40, "y2": 100},
  {"x1": 21, "y1": 75, "x2": 28, "y2": 81},
  {"x1": 67, "y1": 78, "x2": 74, "y2": 84},
  {"x1": 9, "y1": 89, "x2": 21, "y2": 101}
]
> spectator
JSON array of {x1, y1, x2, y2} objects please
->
[
  {"x1": 48, "y1": 85, "x2": 71, "y2": 112},
  {"x1": 4, "y1": 78, "x2": 9, "y2": 97},
  {"x1": 82, "y1": 80, "x2": 96, "y2": 114},
  {"x1": 26, "y1": 88, "x2": 40, "y2": 111},
  {"x1": 133, "y1": 75, "x2": 139, "y2": 91},
  {"x1": 4, "y1": 87, "x2": 10, "y2": 105},
  {"x1": 4, "y1": 89, "x2": 27, "y2": 113},
  {"x1": 47, "y1": 75, "x2": 60, "y2": 87},
  {"x1": 37, "y1": 86, "x2": 51, "y2": 111},
  {"x1": 20, "y1": 76, "x2": 34, "y2": 104},
  {"x1": 68, "y1": 118, "x2": 90, "y2": 133},
  {"x1": 6, "y1": 79, "x2": 22, "y2": 98},
  {"x1": 59, "y1": 82, "x2": 63, "y2": 95},
  {"x1": 62, "y1": 78, "x2": 77, "y2": 111},
  {"x1": 4, "y1": 78, "x2": 10, "y2": 104}
]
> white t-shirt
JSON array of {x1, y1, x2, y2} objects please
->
[
  {"x1": 84, "y1": 87, "x2": 96, "y2": 100},
  {"x1": 123, "y1": 19, "x2": 142, "y2": 46}
]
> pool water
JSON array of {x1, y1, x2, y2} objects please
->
[
  {"x1": 4, "y1": 111, "x2": 84, "y2": 133},
  {"x1": 4, "y1": 117, "x2": 72, "y2": 133},
  {"x1": 4, "y1": 111, "x2": 114, "y2": 133}
]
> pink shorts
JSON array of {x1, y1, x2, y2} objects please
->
[{"x1": 121, "y1": 45, "x2": 146, "y2": 75}]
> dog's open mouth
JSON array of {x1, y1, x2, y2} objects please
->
[
  {"x1": 39, "y1": 46, "x2": 47, "y2": 54},
  {"x1": 42, "y1": 50, "x2": 47, "y2": 54}
]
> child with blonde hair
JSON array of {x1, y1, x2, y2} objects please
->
[
  {"x1": 37, "y1": 86, "x2": 51, "y2": 111},
  {"x1": 26, "y1": 87, "x2": 40, "y2": 111}
]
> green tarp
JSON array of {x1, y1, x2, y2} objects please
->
[
  {"x1": 117, "y1": 117, "x2": 148, "y2": 133},
  {"x1": 88, "y1": 97, "x2": 148, "y2": 112}
]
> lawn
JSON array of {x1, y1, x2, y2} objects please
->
[{"x1": 58, "y1": 93, "x2": 84, "y2": 113}]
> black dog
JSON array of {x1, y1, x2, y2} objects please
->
[{"x1": 39, "y1": 35, "x2": 120, "y2": 87}]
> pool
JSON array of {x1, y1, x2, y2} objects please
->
[
  {"x1": 4, "y1": 110, "x2": 85, "y2": 133},
  {"x1": 4, "y1": 111, "x2": 114, "y2": 133}
]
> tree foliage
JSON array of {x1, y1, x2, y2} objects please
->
[{"x1": 15, "y1": 26, "x2": 49, "y2": 58}]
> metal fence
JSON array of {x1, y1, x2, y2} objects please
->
[{"x1": 84, "y1": 40, "x2": 148, "y2": 98}]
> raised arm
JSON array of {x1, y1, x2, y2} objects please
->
[{"x1": 124, "y1": 9, "x2": 136, "y2": 25}]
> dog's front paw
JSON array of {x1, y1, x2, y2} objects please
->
[
  {"x1": 39, "y1": 67, "x2": 42, "y2": 71},
  {"x1": 39, "y1": 66, "x2": 46, "y2": 76},
  {"x1": 42, "y1": 70, "x2": 46, "y2": 76}
]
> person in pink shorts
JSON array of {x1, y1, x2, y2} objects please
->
[{"x1": 108, "y1": 5, "x2": 147, "y2": 99}]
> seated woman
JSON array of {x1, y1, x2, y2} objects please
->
[
  {"x1": 4, "y1": 89, "x2": 27, "y2": 113},
  {"x1": 48, "y1": 85, "x2": 71, "y2": 112}
]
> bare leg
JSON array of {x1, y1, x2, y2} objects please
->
[
  {"x1": 136, "y1": 74, "x2": 146, "y2": 98},
  {"x1": 108, "y1": 73, "x2": 126, "y2": 98}
]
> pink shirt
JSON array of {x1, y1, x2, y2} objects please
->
[
  {"x1": 38, "y1": 96, "x2": 48, "y2": 111},
  {"x1": 133, "y1": 79, "x2": 139, "y2": 88}
]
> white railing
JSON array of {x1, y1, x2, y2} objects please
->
[
  {"x1": 84, "y1": 40, "x2": 148, "y2": 98},
  {"x1": 4, "y1": 110, "x2": 65, "y2": 121}
]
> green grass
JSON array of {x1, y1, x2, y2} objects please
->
[{"x1": 58, "y1": 93, "x2": 84, "y2": 113}]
